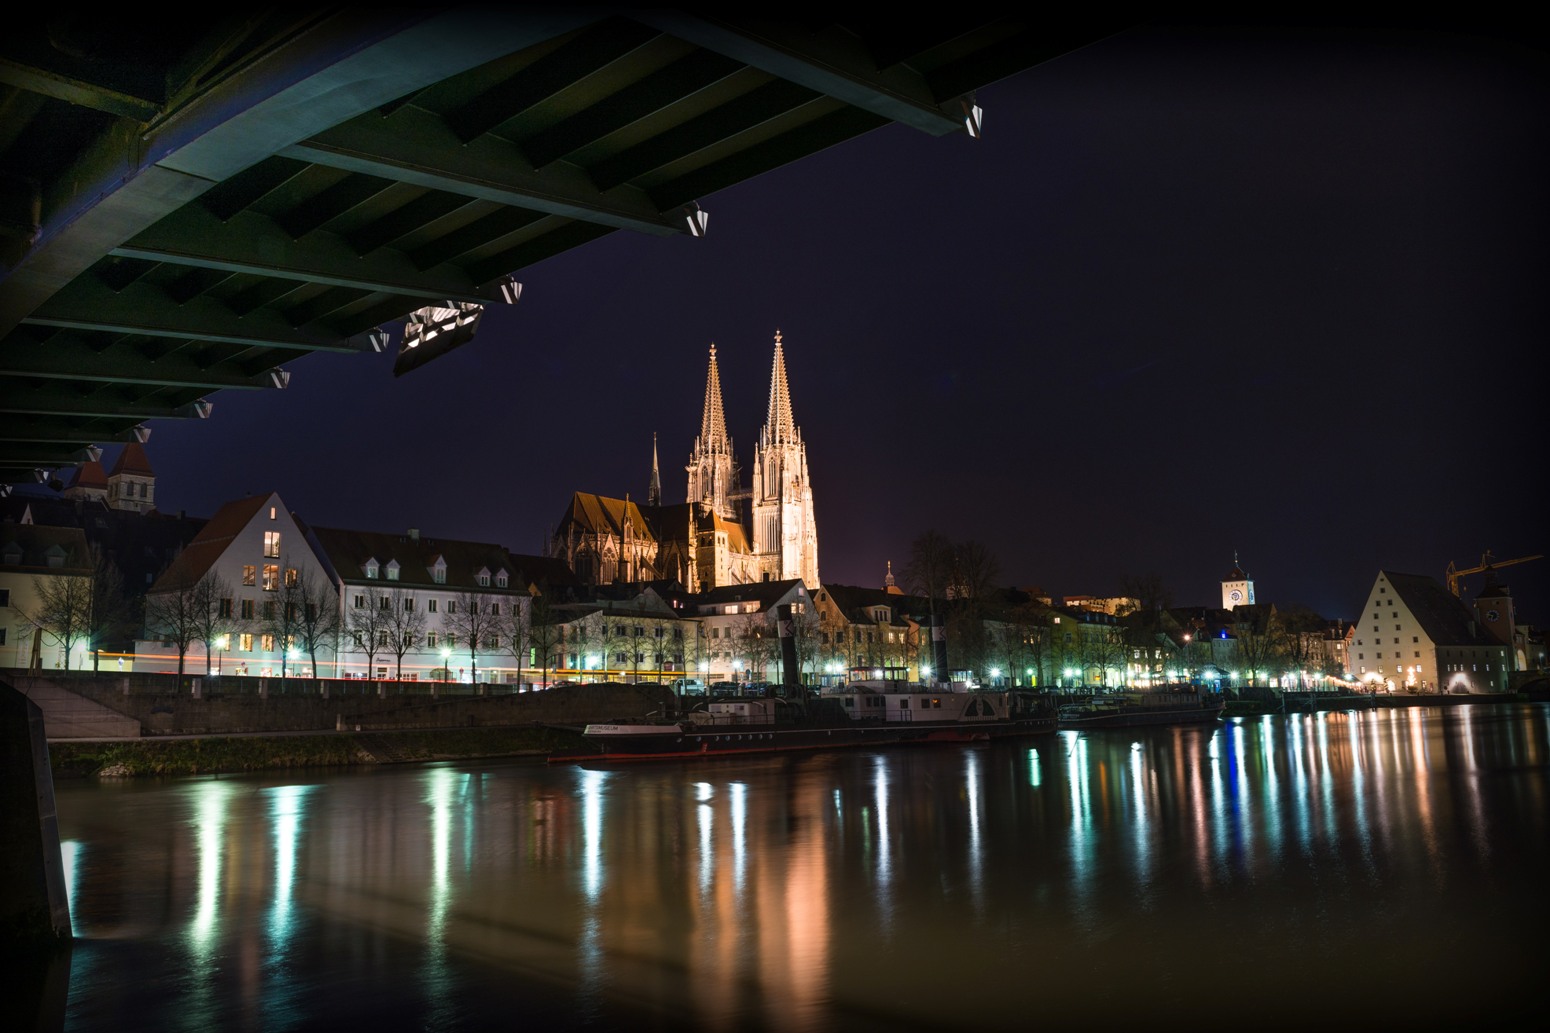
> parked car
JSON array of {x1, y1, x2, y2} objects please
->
[{"x1": 673, "y1": 679, "x2": 707, "y2": 695}]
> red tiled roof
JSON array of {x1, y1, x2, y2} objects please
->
[
  {"x1": 108, "y1": 442, "x2": 154, "y2": 477},
  {"x1": 148, "y1": 494, "x2": 271, "y2": 591}
]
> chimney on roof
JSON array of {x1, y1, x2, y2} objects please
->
[{"x1": 409, "y1": 528, "x2": 419, "y2": 541}]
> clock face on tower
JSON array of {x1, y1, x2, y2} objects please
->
[
  {"x1": 1229, "y1": 589, "x2": 1243, "y2": 604},
  {"x1": 1485, "y1": 609, "x2": 1500, "y2": 623}
]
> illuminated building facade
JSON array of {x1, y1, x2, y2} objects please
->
[
  {"x1": 557, "y1": 333, "x2": 820, "y2": 594},
  {"x1": 1350, "y1": 570, "x2": 1510, "y2": 693}
]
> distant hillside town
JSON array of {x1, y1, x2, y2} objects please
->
[{"x1": 3, "y1": 341, "x2": 1543, "y2": 695}]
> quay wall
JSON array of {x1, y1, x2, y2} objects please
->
[{"x1": 3, "y1": 670, "x2": 675, "y2": 737}]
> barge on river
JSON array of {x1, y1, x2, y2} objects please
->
[
  {"x1": 553, "y1": 671, "x2": 1056, "y2": 762},
  {"x1": 1056, "y1": 687, "x2": 1225, "y2": 732}
]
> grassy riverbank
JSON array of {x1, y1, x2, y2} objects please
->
[{"x1": 49, "y1": 725, "x2": 591, "y2": 778}]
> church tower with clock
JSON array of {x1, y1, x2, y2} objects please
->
[{"x1": 1222, "y1": 554, "x2": 1255, "y2": 610}]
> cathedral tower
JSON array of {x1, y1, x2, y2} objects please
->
[
  {"x1": 751, "y1": 331, "x2": 820, "y2": 587},
  {"x1": 686, "y1": 344, "x2": 739, "y2": 521}
]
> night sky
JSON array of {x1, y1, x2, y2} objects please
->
[{"x1": 127, "y1": 22, "x2": 1549, "y2": 628}]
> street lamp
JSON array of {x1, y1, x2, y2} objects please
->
[{"x1": 440, "y1": 647, "x2": 451, "y2": 681}]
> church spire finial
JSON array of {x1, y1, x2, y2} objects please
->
[
  {"x1": 765, "y1": 329, "x2": 796, "y2": 444},
  {"x1": 648, "y1": 432, "x2": 661, "y2": 506},
  {"x1": 700, "y1": 343, "x2": 730, "y2": 453}
]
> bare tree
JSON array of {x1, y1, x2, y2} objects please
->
[
  {"x1": 445, "y1": 589, "x2": 497, "y2": 682},
  {"x1": 383, "y1": 586, "x2": 429, "y2": 681},
  {"x1": 294, "y1": 570, "x2": 342, "y2": 679},
  {"x1": 188, "y1": 572, "x2": 237, "y2": 675},
  {"x1": 84, "y1": 544, "x2": 130, "y2": 671},
  {"x1": 1081, "y1": 621, "x2": 1128, "y2": 690},
  {"x1": 1231, "y1": 608, "x2": 1278, "y2": 688},
  {"x1": 501, "y1": 594, "x2": 531, "y2": 688},
  {"x1": 788, "y1": 605, "x2": 822, "y2": 686},
  {"x1": 528, "y1": 592, "x2": 562, "y2": 689},
  {"x1": 259, "y1": 559, "x2": 308, "y2": 680},
  {"x1": 953, "y1": 540, "x2": 1001, "y2": 604},
  {"x1": 346, "y1": 584, "x2": 390, "y2": 679},
  {"x1": 20, "y1": 571, "x2": 92, "y2": 670},
  {"x1": 903, "y1": 529, "x2": 953, "y2": 617},
  {"x1": 569, "y1": 611, "x2": 609, "y2": 681},
  {"x1": 144, "y1": 571, "x2": 210, "y2": 679},
  {"x1": 735, "y1": 610, "x2": 778, "y2": 684}
]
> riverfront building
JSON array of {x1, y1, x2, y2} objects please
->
[{"x1": 1350, "y1": 570, "x2": 1511, "y2": 693}]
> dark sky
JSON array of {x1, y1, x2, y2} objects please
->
[{"x1": 133, "y1": 21, "x2": 1549, "y2": 627}]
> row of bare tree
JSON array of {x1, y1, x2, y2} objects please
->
[{"x1": 142, "y1": 557, "x2": 541, "y2": 683}]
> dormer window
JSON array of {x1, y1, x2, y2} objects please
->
[
  {"x1": 364, "y1": 558, "x2": 379, "y2": 579},
  {"x1": 431, "y1": 556, "x2": 447, "y2": 584},
  {"x1": 495, "y1": 569, "x2": 509, "y2": 588},
  {"x1": 385, "y1": 560, "x2": 400, "y2": 581},
  {"x1": 477, "y1": 567, "x2": 491, "y2": 587}
]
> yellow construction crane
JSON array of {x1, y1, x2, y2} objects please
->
[{"x1": 1445, "y1": 550, "x2": 1544, "y2": 597}]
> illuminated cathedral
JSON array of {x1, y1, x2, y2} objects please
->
[{"x1": 553, "y1": 332, "x2": 820, "y2": 592}]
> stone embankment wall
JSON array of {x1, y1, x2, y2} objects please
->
[{"x1": 8, "y1": 671, "x2": 676, "y2": 736}]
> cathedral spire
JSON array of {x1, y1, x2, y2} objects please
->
[
  {"x1": 700, "y1": 343, "x2": 730, "y2": 453},
  {"x1": 648, "y1": 432, "x2": 661, "y2": 506},
  {"x1": 764, "y1": 329, "x2": 796, "y2": 444},
  {"x1": 687, "y1": 343, "x2": 737, "y2": 520}
]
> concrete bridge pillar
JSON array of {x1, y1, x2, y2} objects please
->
[{"x1": 1, "y1": 679, "x2": 72, "y2": 950}]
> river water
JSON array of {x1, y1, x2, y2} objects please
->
[{"x1": 34, "y1": 705, "x2": 1550, "y2": 1032}]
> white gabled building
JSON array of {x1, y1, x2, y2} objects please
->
[
  {"x1": 137, "y1": 493, "x2": 333, "y2": 677},
  {"x1": 1350, "y1": 570, "x2": 1511, "y2": 694},
  {"x1": 136, "y1": 493, "x2": 547, "y2": 683}
]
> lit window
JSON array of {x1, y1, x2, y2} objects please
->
[
  {"x1": 261, "y1": 634, "x2": 276, "y2": 651},
  {"x1": 240, "y1": 633, "x2": 253, "y2": 651},
  {"x1": 242, "y1": 565, "x2": 256, "y2": 586},
  {"x1": 262, "y1": 564, "x2": 279, "y2": 591},
  {"x1": 270, "y1": 507, "x2": 277, "y2": 520},
  {"x1": 284, "y1": 567, "x2": 298, "y2": 588},
  {"x1": 263, "y1": 531, "x2": 281, "y2": 558}
]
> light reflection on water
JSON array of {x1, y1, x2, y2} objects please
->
[{"x1": 52, "y1": 705, "x2": 1550, "y2": 1032}]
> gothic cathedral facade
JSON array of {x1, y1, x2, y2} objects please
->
[{"x1": 554, "y1": 332, "x2": 821, "y2": 593}]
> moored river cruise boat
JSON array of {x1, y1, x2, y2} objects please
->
[
  {"x1": 1056, "y1": 686, "x2": 1225, "y2": 731},
  {"x1": 552, "y1": 668, "x2": 1057, "y2": 762}
]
